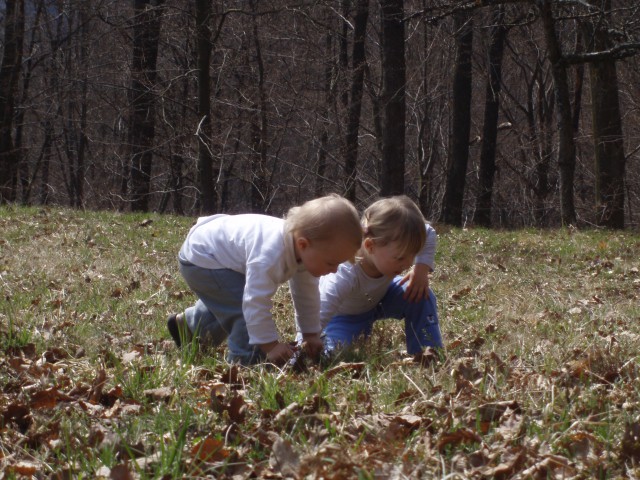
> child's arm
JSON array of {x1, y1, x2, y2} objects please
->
[
  {"x1": 289, "y1": 272, "x2": 323, "y2": 359},
  {"x1": 399, "y1": 262, "x2": 432, "y2": 302},
  {"x1": 318, "y1": 266, "x2": 355, "y2": 328},
  {"x1": 399, "y1": 224, "x2": 436, "y2": 302},
  {"x1": 244, "y1": 264, "x2": 297, "y2": 363}
]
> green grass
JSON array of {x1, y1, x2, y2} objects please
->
[{"x1": 1, "y1": 205, "x2": 640, "y2": 477}]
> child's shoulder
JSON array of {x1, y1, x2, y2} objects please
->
[{"x1": 220, "y1": 213, "x2": 284, "y2": 227}]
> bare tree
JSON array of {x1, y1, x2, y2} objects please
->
[
  {"x1": 582, "y1": 1, "x2": 626, "y2": 228},
  {"x1": 379, "y1": 0, "x2": 406, "y2": 196},
  {"x1": 539, "y1": 0, "x2": 577, "y2": 226},
  {"x1": 441, "y1": 9, "x2": 474, "y2": 226},
  {"x1": 195, "y1": 0, "x2": 217, "y2": 213},
  {"x1": 249, "y1": 2, "x2": 270, "y2": 213},
  {"x1": 0, "y1": 0, "x2": 638, "y2": 228},
  {"x1": 474, "y1": 6, "x2": 508, "y2": 227},
  {"x1": 128, "y1": 0, "x2": 165, "y2": 212},
  {"x1": 0, "y1": 0, "x2": 25, "y2": 203},
  {"x1": 344, "y1": 0, "x2": 369, "y2": 202}
]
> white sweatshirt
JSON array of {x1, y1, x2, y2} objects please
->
[
  {"x1": 179, "y1": 214, "x2": 320, "y2": 345},
  {"x1": 319, "y1": 223, "x2": 436, "y2": 327}
]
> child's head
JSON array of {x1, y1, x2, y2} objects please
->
[
  {"x1": 361, "y1": 196, "x2": 426, "y2": 271},
  {"x1": 286, "y1": 194, "x2": 362, "y2": 277}
]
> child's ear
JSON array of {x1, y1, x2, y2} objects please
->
[
  {"x1": 296, "y1": 236, "x2": 310, "y2": 251},
  {"x1": 363, "y1": 237, "x2": 374, "y2": 253}
]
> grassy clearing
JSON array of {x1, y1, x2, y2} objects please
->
[{"x1": 1, "y1": 205, "x2": 640, "y2": 478}]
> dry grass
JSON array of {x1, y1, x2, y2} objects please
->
[{"x1": 1, "y1": 206, "x2": 640, "y2": 478}]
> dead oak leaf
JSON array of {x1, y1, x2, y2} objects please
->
[
  {"x1": 210, "y1": 387, "x2": 247, "y2": 424},
  {"x1": 108, "y1": 463, "x2": 135, "y2": 480},
  {"x1": 269, "y1": 435, "x2": 300, "y2": 478},
  {"x1": 5, "y1": 461, "x2": 40, "y2": 476},
  {"x1": 477, "y1": 401, "x2": 520, "y2": 421},
  {"x1": 143, "y1": 387, "x2": 173, "y2": 403},
  {"x1": 2, "y1": 403, "x2": 32, "y2": 432},
  {"x1": 478, "y1": 447, "x2": 526, "y2": 480},
  {"x1": 558, "y1": 431, "x2": 602, "y2": 462},
  {"x1": 621, "y1": 421, "x2": 640, "y2": 462},
  {"x1": 470, "y1": 400, "x2": 521, "y2": 434},
  {"x1": 520, "y1": 454, "x2": 576, "y2": 479},
  {"x1": 29, "y1": 387, "x2": 73, "y2": 409},
  {"x1": 437, "y1": 428, "x2": 482, "y2": 453},
  {"x1": 191, "y1": 436, "x2": 230, "y2": 464},
  {"x1": 451, "y1": 286, "x2": 472, "y2": 301}
]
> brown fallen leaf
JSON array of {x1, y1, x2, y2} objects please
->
[
  {"x1": 437, "y1": 428, "x2": 482, "y2": 453},
  {"x1": 29, "y1": 387, "x2": 73, "y2": 409},
  {"x1": 519, "y1": 454, "x2": 576, "y2": 478},
  {"x1": 269, "y1": 435, "x2": 300, "y2": 478},
  {"x1": 143, "y1": 387, "x2": 173, "y2": 402},
  {"x1": 108, "y1": 463, "x2": 134, "y2": 480},
  {"x1": 476, "y1": 400, "x2": 521, "y2": 423},
  {"x1": 451, "y1": 286, "x2": 472, "y2": 300},
  {"x1": 191, "y1": 436, "x2": 230, "y2": 463},
  {"x1": 621, "y1": 421, "x2": 640, "y2": 462},
  {"x1": 2, "y1": 403, "x2": 33, "y2": 432},
  {"x1": 479, "y1": 447, "x2": 526, "y2": 480},
  {"x1": 6, "y1": 461, "x2": 40, "y2": 476}
]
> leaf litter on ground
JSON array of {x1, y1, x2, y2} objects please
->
[{"x1": 1, "y1": 206, "x2": 640, "y2": 478}]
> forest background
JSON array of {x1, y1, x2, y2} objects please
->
[{"x1": 0, "y1": 0, "x2": 639, "y2": 229}]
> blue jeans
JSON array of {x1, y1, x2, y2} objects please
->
[
  {"x1": 324, "y1": 277, "x2": 442, "y2": 355},
  {"x1": 179, "y1": 259, "x2": 265, "y2": 365}
]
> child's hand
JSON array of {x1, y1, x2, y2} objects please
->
[
  {"x1": 260, "y1": 341, "x2": 295, "y2": 365},
  {"x1": 301, "y1": 332, "x2": 323, "y2": 361},
  {"x1": 399, "y1": 263, "x2": 431, "y2": 303}
]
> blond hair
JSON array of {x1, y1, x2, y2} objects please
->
[
  {"x1": 285, "y1": 194, "x2": 362, "y2": 247},
  {"x1": 362, "y1": 196, "x2": 426, "y2": 256}
]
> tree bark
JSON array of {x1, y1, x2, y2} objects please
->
[
  {"x1": 539, "y1": 0, "x2": 577, "y2": 226},
  {"x1": 128, "y1": 0, "x2": 164, "y2": 212},
  {"x1": 379, "y1": 0, "x2": 406, "y2": 197},
  {"x1": 250, "y1": 5, "x2": 270, "y2": 213},
  {"x1": 441, "y1": 10, "x2": 473, "y2": 226},
  {"x1": 584, "y1": 1, "x2": 626, "y2": 229},
  {"x1": 474, "y1": 6, "x2": 507, "y2": 228},
  {"x1": 315, "y1": 30, "x2": 333, "y2": 198},
  {"x1": 0, "y1": 0, "x2": 25, "y2": 203},
  {"x1": 195, "y1": 0, "x2": 217, "y2": 214},
  {"x1": 344, "y1": 0, "x2": 368, "y2": 202}
]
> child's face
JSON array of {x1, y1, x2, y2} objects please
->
[
  {"x1": 295, "y1": 236, "x2": 357, "y2": 277},
  {"x1": 365, "y1": 239, "x2": 415, "y2": 277}
]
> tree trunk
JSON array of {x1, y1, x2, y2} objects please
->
[
  {"x1": 474, "y1": 6, "x2": 507, "y2": 228},
  {"x1": 584, "y1": 2, "x2": 626, "y2": 229},
  {"x1": 250, "y1": 6, "x2": 270, "y2": 213},
  {"x1": 0, "y1": 0, "x2": 25, "y2": 203},
  {"x1": 315, "y1": 30, "x2": 333, "y2": 198},
  {"x1": 16, "y1": 0, "x2": 43, "y2": 205},
  {"x1": 62, "y1": 11, "x2": 89, "y2": 209},
  {"x1": 539, "y1": 0, "x2": 577, "y2": 226},
  {"x1": 128, "y1": 0, "x2": 164, "y2": 212},
  {"x1": 379, "y1": 0, "x2": 406, "y2": 197},
  {"x1": 344, "y1": 0, "x2": 368, "y2": 202},
  {"x1": 441, "y1": 10, "x2": 473, "y2": 226},
  {"x1": 417, "y1": 1, "x2": 441, "y2": 220},
  {"x1": 195, "y1": 0, "x2": 217, "y2": 214}
]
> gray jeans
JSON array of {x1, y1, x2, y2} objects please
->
[{"x1": 178, "y1": 258, "x2": 264, "y2": 365}]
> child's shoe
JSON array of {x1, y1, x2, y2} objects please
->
[{"x1": 167, "y1": 313, "x2": 192, "y2": 347}]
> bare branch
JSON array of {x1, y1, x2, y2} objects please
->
[{"x1": 563, "y1": 42, "x2": 640, "y2": 64}]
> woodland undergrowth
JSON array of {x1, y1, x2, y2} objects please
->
[{"x1": 1, "y1": 206, "x2": 640, "y2": 479}]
